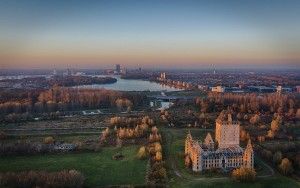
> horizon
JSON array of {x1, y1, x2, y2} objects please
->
[{"x1": 0, "y1": 0, "x2": 300, "y2": 69}]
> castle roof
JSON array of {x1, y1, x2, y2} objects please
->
[{"x1": 202, "y1": 146, "x2": 244, "y2": 159}]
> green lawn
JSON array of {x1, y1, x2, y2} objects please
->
[
  {"x1": 170, "y1": 176, "x2": 300, "y2": 188},
  {"x1": 0, "y1": 145, "x2": 147, "y2": 187}
]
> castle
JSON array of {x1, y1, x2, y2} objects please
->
[{"x1": 185, "y1": 111, "x2": 254, "y2": 172}]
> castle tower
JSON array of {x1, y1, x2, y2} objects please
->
[
  {"x1": 185, "y1": 131, "x2": 192, "y2": 155},
  {"x1": 243, "y1": 139, "x2": 254, "y2": 168},
  {"x1": 191, "y1": 141, "x2": 202, "y2": 172},
  {"x1": 215, "y1": 112, "x2": 240, "y2": 148}
]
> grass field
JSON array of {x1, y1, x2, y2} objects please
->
[
  {"x1": 161, "y1": 127, "x2": 300, "y2": 188},
  {"x1": 170, "y1": 176, "x2": 300, "y2": 188},
  {"x1": 0, "y1": 145, "x2": 147, "y2": 187}
]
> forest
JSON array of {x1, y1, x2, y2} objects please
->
[{"x1": 0, "y1": 86, "x2": 148, "y2": 122}]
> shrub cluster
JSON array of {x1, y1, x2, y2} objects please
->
[{"x1": 0, "y1": 170, "x2": 84, "y2": 188}]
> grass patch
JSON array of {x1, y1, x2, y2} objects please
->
[
  {"x1": 170, "y1": 176, "x2": 300, "y2": 188},
  {"x1": 0, "y1": 145, "x2": 147, "y2": 187}
]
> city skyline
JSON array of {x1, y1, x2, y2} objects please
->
[{"x1": 1, "y1": 0, "x2": 300, "y2": 69}]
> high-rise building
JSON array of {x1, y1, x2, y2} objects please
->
[
  {"x1": 115, "y1": 64, "x2": 121, "y2": 74},
  {"x1": 160, "y1": 72, "x2": 166, "y2": 80}
]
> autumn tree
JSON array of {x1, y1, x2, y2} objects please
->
[
  {"x1": 278, "y1": 158, "x2": 293, "y2": 175},
  {"x1": 232, "y1": 167, "x2": 256, "y2": 182},
  {"x1": 271, "y1": 116, "x2": 282, "y2": 132},
  {"x1": 155, "y1": 151, "x2": 162, "y2": 161},
  {"x1": 44, "y1": 136, "x2": 54, "y2": 144},
  {"x1": 273, "y1": 151, "x2": 282, "y2": 164},
  {"x1": 296, "y1": 109, "x2": 300, "y2": 119},
  {"x1": 249, "y1": 114, "x2": 260, "y2": 125},
  {"x1": 115, "y1": 98, "x2": 133, "y2": 111},
  {"x1": 267, "y1": 130, "x2": 275, "y2": 139},
  {"x1": 137, "y1": 146, "x2": 147, "y2": 159}
]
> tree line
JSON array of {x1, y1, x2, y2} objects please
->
[
  {"x1": 0, "y1": 170, "x2": 84, "y2": 188},
  {"x1": 196, "y1": 93, "x2": 299, "y2": 118},
  {"x1": 0, "y1": 86, "x2": 148, "y2": 115}
]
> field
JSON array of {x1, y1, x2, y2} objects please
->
[
  {"x1": 0, "y1": 145, "x2": 147, "y2": 187},
  {"x1": 170, "y1": 176, "x2": 300, "y2": 188},
  {"x1": 0, "y1": 115, "x2": 107, "y2": 136},
  {"x1": 161, "y1": 127, "x2": 300, "y2": 188}
]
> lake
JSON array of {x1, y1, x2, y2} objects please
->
[{"x1": 76, "y1": 75, "x2": 181, "y2": 92}]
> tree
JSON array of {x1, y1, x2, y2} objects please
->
[
  {"x1": 155, "y1": 152, "x2": 162, "y2": 161},
  {"x1": 278, "y1": 158, "x2": 293, "y2": 175},
  {"x1": 296, "y1": 109, "x2": 300, "y2": 119},
  {"x1": 267, "y1": 130, "x2": 275, "y2": 139},
  {"x1": 271, "y1": 116, "x2": 282, "y2": 132},
  {"x1": 232, "y1": 167, "x2": 256, "y2": 182},
  {"x1": 273, "y1": 151, "x2": 282, "y2": 164},
  {"x1": 137, "y1": 146, "x2": 147, "y2": 159},
  {"x1": 115, "y1": 98, "x2": 133, "y2": 111},
  {"x1": 154, "y1": 142, "x2": 162, "y2": 152},
  {"x1": 0, "y1": 131, "x2": 7, "y2": 140},
  {"x1": 44, "y1": 136, "x2": 54, "y2": 144},
  {"x1": 240, "y1": 129, "x2": 250, "y2": 142},
  {"x1": 250, "y1": 114, "x2": 260, "y2": 125},
  {"x1": 257, "y1": 135, "x2": 265, "y2": 143}
]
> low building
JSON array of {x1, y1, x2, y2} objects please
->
[
  {"x1": 248, "y1": 86, "x2": 275, "y2": 93},
  {"x1": 276, "y1": 85, "x2": 292, "y2": 93},
  {"x1": 211, "y1": 86, "x2": 225, "y2": 93},
  {"x1": 54, "y1": 143, "x2": 76, "y2": 151}
]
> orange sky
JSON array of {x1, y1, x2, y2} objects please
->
[{"x1": 0, "y1": 0, "x2": 299, "y2": 69}]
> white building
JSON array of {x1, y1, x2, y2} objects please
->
[{"x1": 211, "y1": 86, "x2": 225, "y2": 93}]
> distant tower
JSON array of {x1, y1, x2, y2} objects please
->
[
  {"x1": 160, "y1": 72, "x2": 166, "y2": 80},
  {"x1": 67, "y1": 69, "x2": 71, "y2": 76},
  {"x1": 185, "y1": 131, "x2": 192, "y2": 155},
  {"x1": 212, "y1": 64, "x2": 216, "y2": 74},
  {"x1": 115, "y1": 64, "x2": 121, "y2": 74},
  {"x1": 53, "y1": 69, "x2": 57, "y2": 75},
  {"x1": 243, "y1": 139, "x2": 254, "y2": 168}
]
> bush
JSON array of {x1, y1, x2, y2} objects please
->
[
  {"x1": 232, "y1": 167, "x2": 256, "y2": 182},
  {"x1": 273, "y1": 151, "x2": 282, "y2": 164},
  {"x1": 0, "y1": 170, "x2": 84, "y2": 188},
  {"x1": 44, "y1": 136, "x2": 55, "y2": 144},
  {"x1": 278, "y1": 158, "x2": 294, "y2": 175},
  {"x1": 137, "y1": 146, "x2": 147, "y2": 159}
]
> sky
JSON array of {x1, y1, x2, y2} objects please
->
[{"x1": 0, "y1": 0, "x2": 300, "y2": 70}]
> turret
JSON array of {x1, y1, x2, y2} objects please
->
[
  {"x1": 185, "y1": 131, "x2": 193, "y2": 155},
  {"x1": 243, "y1": 139, "x2": 254, "y2": 168},
  {"x1": 204, "y1": 133, "x2": 214, "y2": 150}
]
